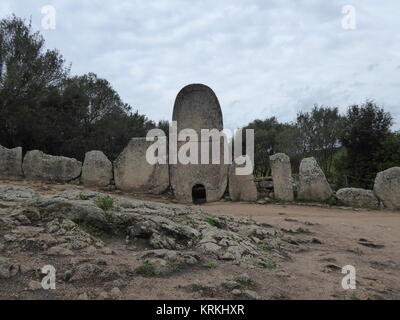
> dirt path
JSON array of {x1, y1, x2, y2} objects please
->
[{"x1": 199, "y1": 202, "x2": 400, "y2": 299}]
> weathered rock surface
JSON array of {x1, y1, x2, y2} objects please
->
[
  {"x1": 170, "y1": 84, "x2": 228, "y2": 203},
  {"x1": 0, "y1": 145, "x2": 23, "y2": 180},
  {"x1": 229, "y1": 163, "x2": 258, "y2": 202},
  {"x1": 374, "y1": 167, "x2": 400, "y2": 210},
  {"x1": 269, "y1": 153, "x2": 294, "y2": 201},
  {"x1": 81, "y1": 151, "x2": 113, "y2": 187},
  {"x1": 0, "y1": 185, "x2": 38, "y2": 202},
  {"x1": 298, "y1": 157, "x2": 332, "y2": 201},
  {"x1": 336, "y1": 188, "x2": 379, "y2": 208},
  {"x1": 114, "y1": 138, "x2": 169, "y2": 194},
  {"x1": 23, "y1": 150, "x2": 82, "y2": 182}
]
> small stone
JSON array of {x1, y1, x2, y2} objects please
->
[
  {"x1": 232, "y1": 289, "x2": 242, "y2": 296},
  {"x1": 101, "y1": 247, "x2": 114, "y2": 255},
  {"x1": 235, "y1": 273, "x2": 252, "y2": 284},
  {"x1": 110, "y1": 287, "x2": 122, "y2": 299},
  {"x1": 28, "y1": 280, "x2": 42, "y2": 291},
  {"x1": 98, "y1": 291, "x2": 109, "y2": 300},
  {"x1": 47, "y1": 246, "x2": 75, "y2": 256},
  {"x1": 223, "y1": 280, "x2": 240, "y2": 290},
  {"x1": 76, "y1": 293, "x2": 89, "y2": 300},
  {"x1": 242, "y1": 290, "x2": 261, "y2": 300},
  {"x1": 4, "y1": 234, "x2": 18, "y2": 242},
  {"x1": 84, "y1": 246, "x2": 97, "y2": 255}
]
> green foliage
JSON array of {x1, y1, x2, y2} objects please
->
[
  {"x1": 136, "y1": 262, "x2": 158, "y2": 276},
  {"x1": 204, "y1": 217, "x2": 219, "y2": 227},
  {"x1": 96, "y1": 195, "x2": 114, "y2": 211},
  {"x1": 339, "y1": 101, "x2": 393, "y2": 189},
  {"x1": 374, "y1": 131, "x2": 400, "y2": 172},
  {"x1": 203, "y1": 262, "x2": 219, "y2": 269},
  {"x1": 168, "y1": 261, "x2": 185, "y2": 272},
  {"x1": 243, "y1": 117, "x2": 287, "y2": 176},
  {"x1": 0, "y1": 16, "x2": 163, "y2": 161},
  {"x1": 296, "y1": 105, "x2": 344, "y2": 177},
  {"x1": 256, "y1": 242, "x2": 272, "y2": 251}
]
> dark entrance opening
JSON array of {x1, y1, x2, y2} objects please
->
[{"x1": 192, "y1": 184, "x2": 206, "y2": 205}]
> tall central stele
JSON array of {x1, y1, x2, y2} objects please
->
[{"x1": 170, "y1": 84, "x2": 228, "y2": 203}]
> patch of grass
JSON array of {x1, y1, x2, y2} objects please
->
[
  {"x1": 136, "y1": 262, "x2": 158, "y2": 276},
  {"x1": 351, "y1": 294, "x2": 360, "y2": 301},
  {"x1": 168, "y1": 261, "x2": 185, "y2": 272},
  {"x1": 265, "y1": 262, "x2": 277, "y2": 269},
  {"x1": 256, "y1": 242, "x2": 272, "y2": 251},
  {"x1": 96, "y1": 195, "x2": 114, "y2": 212},
  {"x1": 203, "y1": 262, "x2": 219, "y2": 270},
  {"x1": 204, "y1": 217, "x2": 219, "y2": 227}
]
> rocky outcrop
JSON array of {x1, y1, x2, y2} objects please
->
[
  {"x1": 0, "y1": 145, "x2": 23, "y2": 180},
  {"x1": 81, "y1": 151, "x2": 113, "y2": 187},
  {"x1": 269, "y1": 153, "x2": 294, "y2": 201},
  {"x1": 114, "y1": 138, "x2": 169, "y2": 195},
  {"x1": 336, "y1": 188, "x2": 379, "y2": 208},
  {"x1": 229, "y1": 163, "x2": 258, "y2": 202},
  {"x1": 374, "y1": 167, "x2": 400, "y2": 210},
  {"x1": 22, "y1": 150, "x2": 82, "y2": 183},
  {"x1": 0, "y1": 185, "x2": 287, "y2": 269},
  {"x1": 298, "y1": 157, "x2": 332, "y2": 201}
]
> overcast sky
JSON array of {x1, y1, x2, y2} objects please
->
[{"x1": 1, "y1": 0, "x2": 399, "y2": 130}]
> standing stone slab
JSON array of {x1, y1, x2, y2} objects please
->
[
  {"x1": 81, "y1": 151, "x2": 113, "y2": 187},
  {"x1": 170, "y1": 84, "x2": 228, "y2": 203},
  {"x1": 269, "y1": 153, "x2": 294, "y2": 201},
  {"x1": 374, "y1": 167, "x2": 400, "y2": 210},
  {"x1": 298, "y1": 157, "x2": 332, "y2": 201},
  {"x1": 114, "y1": 138, "x2": 169, "y2": 194},
  {"x1": 229, "y1": 164, "x2": 258, "y2": 202},
  {"x1": 0, "y1": 145, "x2": 23, "y2": 180},
  {"x1": 23, "y1": 150, "x2": 82, "y2": 183},
  {"x1": 336, "y1": 188, "x2": 379, "y2": 208}
]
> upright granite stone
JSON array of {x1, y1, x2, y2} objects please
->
[
  {"x1": 298, "y1": 157, "x2": 332, "y2": 201},
  {"x1": 269, "y1": 153, "x2": 294, "y2": 201},
  {"x1": 81, "y1": 151, "x2": 113, "y2": 187},
  {"x1": 23, "y1": 150, "x2": 82, "y2": 183},
  {"x1": 374, "y1": 167, "x2": 400, "y2": 210},
  {"x1": 336, "y1": 188, "x2": 379, "y2": 208},
  {"x1": 114, "y1": 138, "x2": 169, "y2": 194},
  {"x1": 0, "y1": 145, "x2": 23, "y2": 180},
  {"x1": 170, "y1": 84, "x2": 228, "y2": 203},
  {"x1": 229, "y1": 163, "x2": 258, "y2": 202}
]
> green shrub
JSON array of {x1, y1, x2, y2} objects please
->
[
  {"x1": 136, "y1": 262, "x2": 158, "y2": 276},
  {"x1": 96, "y1": 195, "x2": 114, "y2": 211},
  {"x1": 203, "y1": 262, "x2": 219, "y2": 269}
]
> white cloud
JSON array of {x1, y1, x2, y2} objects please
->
[{"x1": 2, "y1": 0, "x2": 400, "y2": 129}]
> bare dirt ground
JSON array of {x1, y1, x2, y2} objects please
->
[{"x1": 0, "y1": 180, "x2": 399, "y2": 300}]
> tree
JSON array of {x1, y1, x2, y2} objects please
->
[
  {"x1": 0, "y1": 16, "x2": 158, "y2": 162},
  {"x1": 340, "y1": 101, "x2": 393, "y2": 188},
  {"x1": 296, "y1": 105, "x2": 344, "y2": 176},
  {"x1": 0, "y1": 15, "x2": 68, "y2": 148},
  {"x1": 243, "y1": 117, "x2": 285, "y2": 176},
  {"x1": 373, "y1": 131, "x2": 400, "y2": 172}
]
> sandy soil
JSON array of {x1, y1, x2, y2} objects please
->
[
  {"x1": 198, "y1": 202, "x2": 400, "y2": 299},
  {"x1": 1, "y1": 180, "x2": 399, "y2": 300}
]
